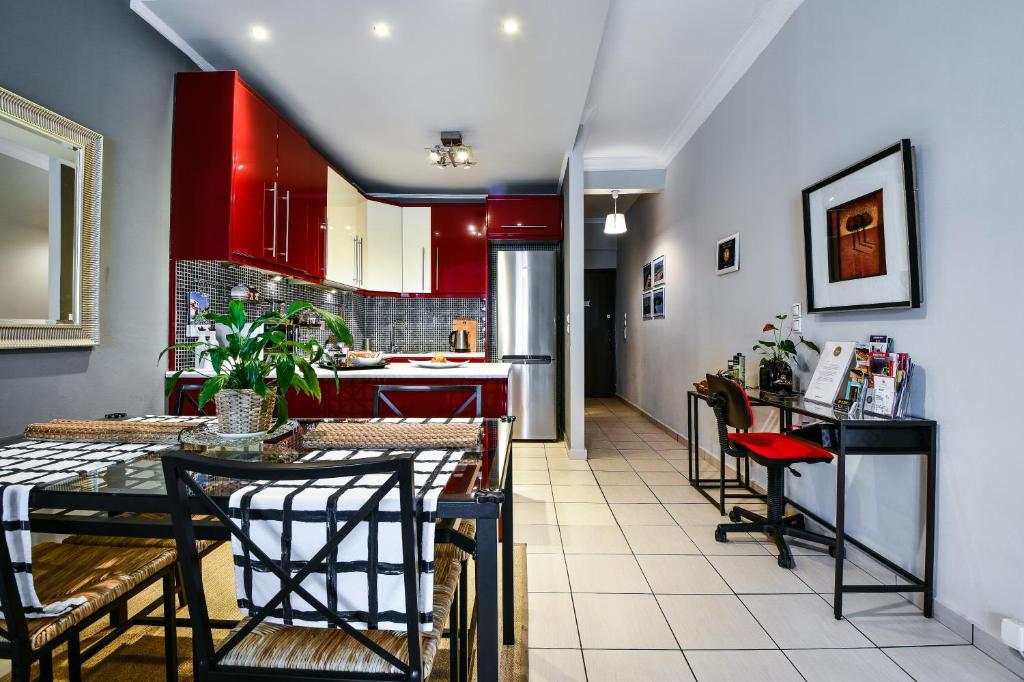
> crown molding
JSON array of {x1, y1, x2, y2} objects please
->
[
  {"x1": 657, "y1": 0, "x2": 804, "y2": 166},
  {"x1": 130, "y1": 0, "x2": 214, "y2": 71}
]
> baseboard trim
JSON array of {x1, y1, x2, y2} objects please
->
[
  {"x1": 614, "y1": 393, "x2": 689, "y2": 445},
  {"x1": 567, "y1": 448, "x2": 589, "y2": 461}
]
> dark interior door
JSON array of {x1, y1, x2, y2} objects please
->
[{"x1": 584, "y1": 269, "x2": 616, "y2": 397}]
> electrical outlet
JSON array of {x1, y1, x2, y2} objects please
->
[
  {"x1": 792, "y1": 302, "x2": 802, "y2": 318},
  {"x1": 793, "y1": 318, "x2": 803, "y2": 333}
]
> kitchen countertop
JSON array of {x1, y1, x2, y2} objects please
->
[
  {"x1": 382, "y1": 352, "x2": 485, "y2": 359},
  {"x1": 168, "y1": 360, "x2": 510, "y2": 381}
]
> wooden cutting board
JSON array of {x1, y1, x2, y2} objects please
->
[{"x1": 451, "y1": 319, "x2": 478, "y2": 352}]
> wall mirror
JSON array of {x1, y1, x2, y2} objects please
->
[{"x1": 0, "y1": 86, "x2": 102, "y2": 349}]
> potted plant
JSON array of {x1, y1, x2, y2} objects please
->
[
  {"x1": 161, "y1": 300, "x2": 353, "y2": 434},
  {"x1": 753, "y1": 314, "x2": 820, "y2": 394}
]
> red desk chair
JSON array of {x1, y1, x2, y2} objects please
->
[{"x1": 706, "y1": 373, "x2": 838, "y2": 568}]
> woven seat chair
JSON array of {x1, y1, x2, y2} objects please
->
[
  {"x1": 162, "y1": 450, "x2": 461, "y2": 682},
  {"x1": 0, "y1": 541, "x2": 178, "y2": 682}
]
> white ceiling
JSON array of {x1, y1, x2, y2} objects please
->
[
  {"x1": 133, "y1": 0, "x2": 609, "y2": 195},
  {"x1": 582, "y1": 0, "x2": 803, "y2": 170},
  {"x1": 133, "y1": 0, "x2": 800, "y2": 194}
]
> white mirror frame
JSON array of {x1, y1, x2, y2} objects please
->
[{"x1": 0, "y1": 86, "x2": 103, "y2": 349}]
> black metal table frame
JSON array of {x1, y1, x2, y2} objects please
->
[
  {"x1": 19, "y1": 415, "x2": 516, "y2": 682},
  {"x1": 687, "y1": 390, "x2": 937, "y2": 620}
]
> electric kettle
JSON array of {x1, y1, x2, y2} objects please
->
[{"x1": 449, "y1": 329, "x2": 471, "y2": 353}]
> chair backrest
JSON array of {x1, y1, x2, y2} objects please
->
[
  {"x1": 373, "y1": 384, "x2": 483, "y2": 418},
  {"x1": 706, "y1": 373, "x2": 754, "y2": 430},
  {"x1": 0, "y1": 496, "x2": 30, "y2": 647},
  {"x1": 161, "y1": 450, "x2": 423, "y2": 680},
  {"x1": 173, "y1": 383, "x2": 211, "y2": 416}
]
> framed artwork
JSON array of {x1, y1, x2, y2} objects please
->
[
  {"x1": 716, "y1": 233, "x2": 739, "y2": 275},
  {"x1": 652, "y1": 287, "x2": 665, "y2": 318},
  {"x1": 652, "y1": 256, "x2": 665, "y2": 286},
  {"x1": 802, "y1": 139, "x2": 921, "y2": 313},
  {"x1": 642, "y1": 261, "x2": 652, "y2": 291},
  {"x1": 642, "y1": 292, "x2": 652, "y2": 319}
]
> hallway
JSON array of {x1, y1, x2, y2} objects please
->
[{"x1": 518, "y1": 398, "x2": 1018, "y2": 681}]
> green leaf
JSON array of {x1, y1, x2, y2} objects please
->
[
  {"x1": 276, "y1": 358, "x2": 296, "y2": 397},
  {"x1": 271, "y1": 391, "x2": 289, "y2": 432},
  {"x1": 776, "y1": 314, "x2": 787, "y2": 320},
  {"x1": 197, "y1": 375, "x2": 227, "y2": 409},
  {"x1": 165, "y1": 370, "x2": 184, "y2": 397},
  {"x1": 761, "y1": 341, "x2": 776, "y2": 347},
  {"x1": 800, "y1": 337, "x2": 821, "y2": 353},
  {"x1": 287, "y1": 300, "x2": 313, "y2": 317},
  {"x1": 780, "y1": 339, "x2": 797, "y2": 354},
  {"x1": 228, "y1": 300, "x2": 246, "y2": 330}
]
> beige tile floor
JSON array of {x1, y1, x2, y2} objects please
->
[{"x1": 523, "y1": 397, "x2": 1021, "y2": 682}]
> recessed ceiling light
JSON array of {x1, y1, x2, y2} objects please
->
[
  {"x1": 250, "y1": 25, "x2": 270, "y2": 42},
  {"x1": 372, "y1": 22, "x2": 391, "y2": 38},
  {"x1": 502, "y1": 18, "x2": 520, "y2": 35}
]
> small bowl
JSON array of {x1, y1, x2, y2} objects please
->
[{"x1": 351, "y1": 352, "x2": 385, "y2": 367}]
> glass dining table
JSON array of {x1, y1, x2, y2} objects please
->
[{"x1": 15, "y1": 416, "x2": 515, "y2": 682}]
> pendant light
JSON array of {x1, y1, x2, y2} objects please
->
[{"x1": 604, "y1": 190, "x2": 627, "y2": 235}]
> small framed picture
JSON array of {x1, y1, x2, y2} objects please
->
[
  {"x1": 642, "y1": 261, "x2": 653, "y2": 291},
  {"x1": 652, "y1": 256, "x2": 665, "y2": 286},
  {"x1": 642, "y1": 292, "x2": 652, "y2": 319},
  {"x1": 652, "y1": 287, "x2": 665, "y2": 318},
  {"x1": 716, "y1": 233, "x2": 739, "y2": 275}
]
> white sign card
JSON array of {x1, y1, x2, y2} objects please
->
[{"x1": 804, "y1": 341, "x2": 856, "y2": 405}]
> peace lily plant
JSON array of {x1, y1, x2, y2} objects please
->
[{"x1": 161, "y1": 300, "x2": 353, "y2": 433}]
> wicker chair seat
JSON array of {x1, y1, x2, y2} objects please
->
[
  {"x1": 218, "y1": 545, "x2": 462, "y2": 677},
  {"x1": 0, "y1": 542, "x2": 176, "y2": 650},
  {"x1": 63, "y1": 512, "x2": 218, "y2": 552}
]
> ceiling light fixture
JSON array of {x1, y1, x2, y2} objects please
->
[
  {"x1": 604, "y1": 190, "x2": 627, "y2": 235},
  {"x1": 372, "y1": 22, "x2": 391, "y2": 38},
  {"x1": 425, "y1": 131, "x2": 476, "y2": 169},
  {"x1": 502, "y1": 18, "x2": 520, "y2": 35},
  {"x1": 250, "y1": 25, "x2": 270, "y2": 41}
]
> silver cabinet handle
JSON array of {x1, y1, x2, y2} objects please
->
[
  {"x1": 281, "y1": 190, "x2": 291, "y2": 261},
  {"x1": 435, "y1": 248, "x2": 439, "y2": 290},
  {"x1": 421, "y1": 247, "x2": 425, "y2": 291},
  {"x1": 266, "y1": 182, "x2": 278, "y2": 256},
  {"x1": 353, "y1": 237, "x2": 358, "y2": 285}
]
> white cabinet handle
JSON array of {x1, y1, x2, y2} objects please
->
[
  {"x1": 266, "y1": 182, "x2": 278, "y2": 256},
  {"x1": 281, "y1": 190, "x2": 291, "y2": 261}
]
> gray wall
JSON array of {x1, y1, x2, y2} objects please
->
[
  {"x1": 616, "y1": 0, "x2": 1024, "y2": 641},
  {"x1": 0, "y1": 0, "x2": 195, "y2": 432}
]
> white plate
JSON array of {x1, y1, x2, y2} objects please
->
[{"x1": 408, "y1": 360, "x2": 470, "y2": 369}]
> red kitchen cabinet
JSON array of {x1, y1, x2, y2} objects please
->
[
  {"x1": 171, "y1": 71, "x2": 326, "y2": 281},
  {"x1": 486, "y1": 195, "x2": 562, "y2": 241},
  {"x1": 431, "y1": 204, "x2": 487, "y2": 295}
]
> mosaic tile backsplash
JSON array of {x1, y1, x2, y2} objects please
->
[{"x1": 173, "y1": 260, "x2": 485, "y2": 370}]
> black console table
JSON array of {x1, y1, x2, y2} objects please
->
[{"x1": 686, "y1": 389, "x2": 937, "y2": 620}]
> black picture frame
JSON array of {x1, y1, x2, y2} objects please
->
[{"x1": 801, "y1": 139, "x2": 921, "y2": 313}]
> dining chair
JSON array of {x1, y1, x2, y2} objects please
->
[
  {"x1": 161, "y1": 450, "x2": 461, "y2": 681},
  {"x1": 373, "y1": 384, "x2": 483, "y2": 419},
  {"x1": 0, "y1": 536, "x2": 179, "y2": 682},
  {"x1": 172, "y1": 384, "x2": 210, "y2": 416}
]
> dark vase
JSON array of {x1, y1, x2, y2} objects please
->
[{"x1": 760, "y1": 360, "x2": 794, "y2": 394}]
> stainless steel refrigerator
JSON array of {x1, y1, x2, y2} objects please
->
[{"x1": 496, "y1": 250, "x2": 558, "y2": 440}]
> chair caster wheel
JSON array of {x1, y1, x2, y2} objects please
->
[
  {"x1": 777, "y1": 555, "x2": 795, "y2": 569},
  {"x1": 728, "y1": 509, "x2": 742, "y2": 523},
  {"x1": 714, "y1": 528, "x2": 728, "y2": 543}
]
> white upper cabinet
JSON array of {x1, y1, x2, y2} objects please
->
[
  {"x1": 364, "y1": 200, "x2": 403, "y2": 292},
  {"x1": 401, "y1": 207, "x2": 432, "y2": 293},
  {"x1": 325, "y1": 167, "x2": 366, "y2": 287}
]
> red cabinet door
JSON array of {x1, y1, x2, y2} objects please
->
[
  {"x1": 274, "y1": 120, "x2": 308, "y2": 274},
  {"x1": 486, "y1": 195, "x2": 562, "y2": 240},
  {"x1": 303, "y1": 146, "x2": 328, "y2": 278},
  {"x1": 229, "y1": 81, "x2": 279, "y2": 262},
  {"x1": 431, "y1": 204, "x2": 487, "y2": 295}
]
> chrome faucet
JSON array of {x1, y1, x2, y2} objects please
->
[{"x1": 390, "y1": 318, "x2": 406, "y2": 353}]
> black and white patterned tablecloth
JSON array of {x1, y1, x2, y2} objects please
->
[
  {"x1": 0, "y1": 440, "x2": 172, "y2": 616},
  {"x1": 230, "y1": 447, "x2": 464, "y2": 632}
]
